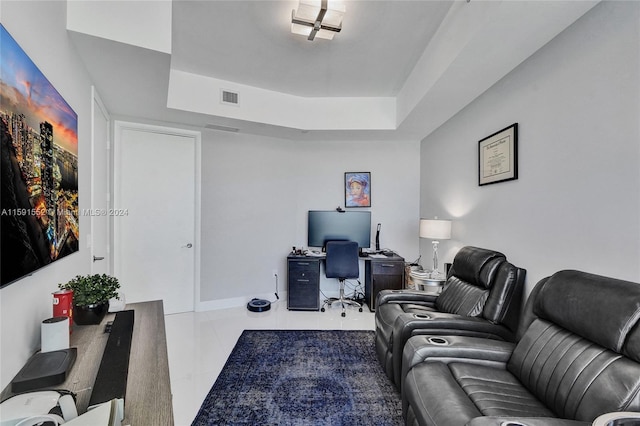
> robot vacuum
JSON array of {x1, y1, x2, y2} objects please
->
[{"x1": 247, "y1": 298, "x2": 271, "y2": 312}]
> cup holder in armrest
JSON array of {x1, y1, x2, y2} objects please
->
[
  {"x1": 427, "y1": 337, "x2": 449, "y2": 346},
  {"x1": 607, "y1": 420, "x2": 640, "y2": 426},
  {"x1": 413, "y1": 313, "x2": 432, "y2": 320},
  {"x1": 593, "y1": 412, "x2": 640, "y2": 426},
  {"x1": 500, "y1": 422, "x2": 528, "y2": 426}
]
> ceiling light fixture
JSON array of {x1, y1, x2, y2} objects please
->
[{"x1": 291, "y1": 0, "x2": 345, "y2": 41}]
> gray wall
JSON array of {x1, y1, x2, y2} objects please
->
[
  {"x1": 420, "y1": 1, "x2": 640, "y2": 292},
  {"x1": 199, "y1": 132, "x2": 420, "y2": 306}
]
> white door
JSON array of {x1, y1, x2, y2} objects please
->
[
  {"x1": 91, "y1": 88, "x2": 110, "y2": 274},
  {"x1": 114, "y1": 123, "x2": 198, "y2": 314}
]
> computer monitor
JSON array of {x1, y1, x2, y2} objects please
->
[{"x1": 307, "y1": 210, "x2": 371, "y2": 249}]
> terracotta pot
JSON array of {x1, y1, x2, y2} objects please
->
[{"x1": 73, "y1": 302, "x2": 109, "y2": 325}]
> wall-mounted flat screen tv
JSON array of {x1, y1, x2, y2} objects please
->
[
  {"x1": 307, "y1": 210, "x2": 371, "y2": 249},
  {"x1": 1, "y1": 24, "x2": 79, "y2": 287}
]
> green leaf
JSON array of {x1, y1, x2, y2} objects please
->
[{"x1": 58, "y1": 274, "x2": 121, "y2": 306}]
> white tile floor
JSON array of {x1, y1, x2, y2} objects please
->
[{"x1": 164, "y1": 301, "x2": 376, "y2": 426}]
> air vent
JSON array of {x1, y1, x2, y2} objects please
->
[{"x1": 221, "y1": 90, "x2": 239, "y2": 106}]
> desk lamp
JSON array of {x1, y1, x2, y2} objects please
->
[{"x1": 419, "y1": 218, "x2": 452, "y2": 278}]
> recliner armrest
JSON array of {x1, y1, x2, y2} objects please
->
[
  {"x1": 401, "y1": 335, "x2": 515, "y2": 389},
  {"x1": 592, "y1": 412, "x2": 640, "y2": 426},
  {"x1": 391, "y1": 313, "x2": 514, "y2": 385},
  {"x1": 465, "y1": 417, "x2": 590, "y2": 426},
  {"x1": 376, "y1": 289, "x2": 438, "y2": 308}
]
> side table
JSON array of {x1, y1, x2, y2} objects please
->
[
  {"x1": 364, "y1": 254, "x2": 405, "y2": 311},
  {"x1": 417, "y1": 277, "x2": 445, "y2": 293},
  {"x1": 409, "y1": 268, "x2": 446, "y2": 294}
]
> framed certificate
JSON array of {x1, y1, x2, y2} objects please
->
[{"x1": 478, "y1": 123, "x2": 518, "y2": 186}]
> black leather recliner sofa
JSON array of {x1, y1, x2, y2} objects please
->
[
  {"x1": 401, "y1": 270, "x2": 640, "y2": 426},
  {"x1": 375, "y1": 246, "x2": 525, "y2": 389}
]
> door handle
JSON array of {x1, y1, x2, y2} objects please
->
[
  {"x1": 182, "y1": 243, "x2": 193, "y2": 248},
  {"x1": 93, "y1": 256, "x2": 105, "y2": 262}
]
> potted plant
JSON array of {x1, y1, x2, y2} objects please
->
[{"x1": 58, "y1": 274, "x2": 121, "y2": 325}]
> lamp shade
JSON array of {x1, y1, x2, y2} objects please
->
[{"x1": 419, "y1": 219, "x2": 451, "y2": 240}]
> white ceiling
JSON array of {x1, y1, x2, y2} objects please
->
[
  {"x1": 171, "y1": 1, "x2": 453, "y2": 98},
  {"x1": 68, "y1": 0, "x2": 599, "y2": 141}
]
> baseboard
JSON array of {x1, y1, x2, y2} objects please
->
[
  {"x1": 196, "y1": 291, "x2": 288, "y2": 312},
  {"x1": 195, "y1": 290, "x2": 363, "y2": 312}
]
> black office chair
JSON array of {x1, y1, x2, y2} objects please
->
[{"x1": 321, "y1": 240, "x2": 363, "y2": 317}]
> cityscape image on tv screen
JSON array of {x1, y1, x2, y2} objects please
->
[{"x1": 1, "y1": 24, "x2": 79, "y2": 287}]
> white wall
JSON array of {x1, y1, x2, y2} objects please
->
[
  {"x1": 199, "y1": 132, "x2": 420, "y2": 307},
  {"x1": 0, "y1": 1, "x2": 95, "y2": 388},
  {"x1": 420, "y1": 1, "x2": 640, "y2": 293}
]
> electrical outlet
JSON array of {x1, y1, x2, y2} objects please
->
[{"x1": 272, "y1": 269, "x2": 278, "y2": 277}]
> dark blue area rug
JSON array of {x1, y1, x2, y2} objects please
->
[{"x1": 192, "y1": 330, "x2": 402, "y2": 426}]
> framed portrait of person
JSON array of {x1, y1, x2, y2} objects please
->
[{"x1": 345, "y1": 172, "x2": 371, "y2": 208}]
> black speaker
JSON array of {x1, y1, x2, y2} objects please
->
[{"x1": 89, "y1": 310, "x2": 134, "y2": 407}]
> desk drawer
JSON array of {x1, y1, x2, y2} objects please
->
[
  {"x1": 289, "y1": 260, "x2": 319, "y2": 272},
  {"x1": 371, "y1": 261, "x2": 404, "y2": 275},
  {"x1": 289, "y1": 260, "x2": 319, "y2": 282},
  {"x1": 289, "y1": 270, "x2": 319, "y2": 283}
]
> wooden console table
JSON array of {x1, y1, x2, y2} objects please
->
[{"x1": 1, "y1": 300, "x2": 173, "y2": 425}]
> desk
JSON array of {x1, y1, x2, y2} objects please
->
[
  {"x1": 287, "y1": 253, "x2": 405, "y2": 311},
  {"x1": 1, "y1": 300, "x2": 173, "y2": 426}
]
